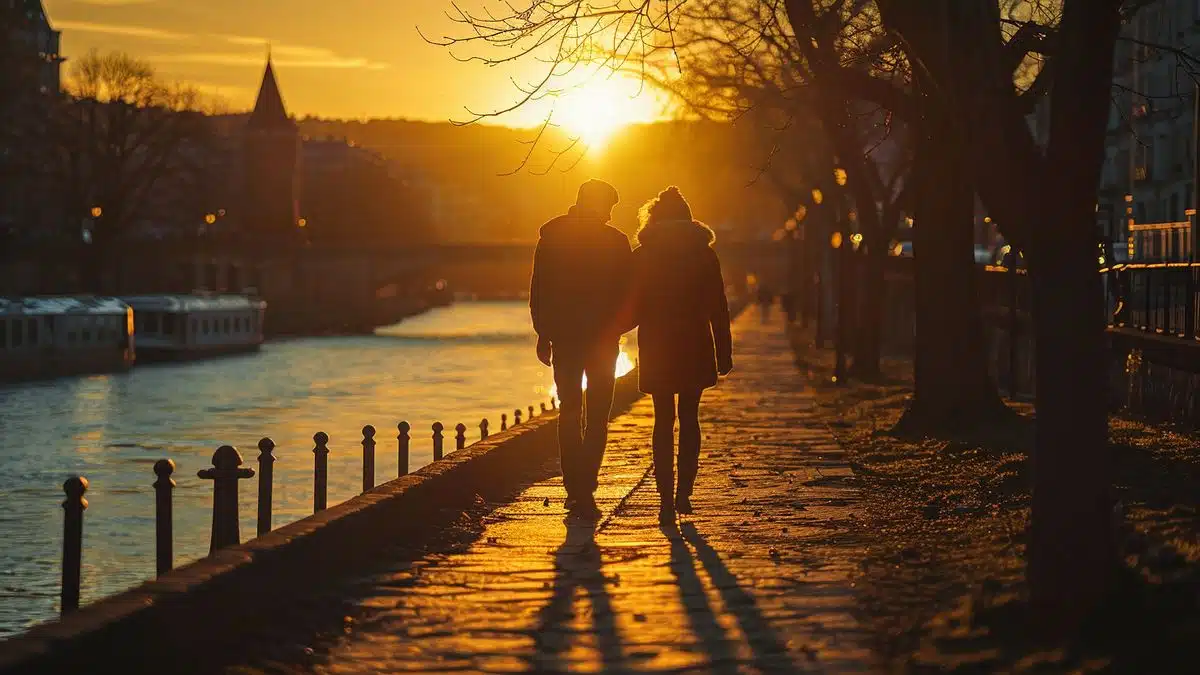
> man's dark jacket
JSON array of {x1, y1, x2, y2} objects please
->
[{"x1": 529, "y1": 206, "x2": 634, "y2": 346}]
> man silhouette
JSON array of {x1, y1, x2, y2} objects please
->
[{"x1": 530, "y1": 179, "x2": 633, "y2": 520}]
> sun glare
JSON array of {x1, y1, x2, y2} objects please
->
[{"x1": 554, "y1": 76, "x2": 658, "y2": 149}]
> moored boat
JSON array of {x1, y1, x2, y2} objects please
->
[
  {"x1": 0, "y1": 296, "x2": 134, "y2": 382},
  {"x1": 122, "y1": 294, "x2": 266, "y2": 361}
]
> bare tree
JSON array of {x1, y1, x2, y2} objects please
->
[
  {"x1": 878, "y1": 0, "x2": 1142, "y2": 638},
  {"x1": 54, "y1": 50, "x2": 212, "y2": 289}
]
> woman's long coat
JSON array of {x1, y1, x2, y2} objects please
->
[{"x1": 633, "y1": 220, "x2": 733, "y2": 395}]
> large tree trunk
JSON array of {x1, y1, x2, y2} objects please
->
[
  {"x1": 882, "y1": 0, "x2": 1009, "y2": 434},
  {"x1": 1023, "y1": 0, "x2": 1122, "y2": 636},
  {"x1": 1025, "y1": 223, "x2": 1113, "y2": 636},
  {"x1": 897, "y1": 92, "x2": 1008, "y2": 434}
]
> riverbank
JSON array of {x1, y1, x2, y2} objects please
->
[
  {"x1": 788, "y1": 325, "x2": 1200, "y2": 672},
  {"x1": 263, "y1": 293, "x2": 443, "y2": 338}
]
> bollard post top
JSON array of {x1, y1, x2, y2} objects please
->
[
  {"x1": 529, "y1": 405, "x2": 535, "y2": 415},
  {"x1": 432, "y1": 421, "x2": 444, "y2": 433},
  {"x1": 398, "y1": 421, "x2": 410, "y2": 434},
  {"x1": 199, "y1": 446, "x2": 255, "y2": 480},
  {"x1": 258, "y1": 437, "x2": 275, "y2": 453},
  {"x1": 153, "y1": 459, "x2": 176, "y2": 478},
  {"x1": 362, "y1": 425, "x2": 376, "y2": 439},
  {"x1": 314, "y1": 431, "x2": 329, "y2": 446},
  {"x1": 501, "y1": 413, "x2": 507, "y2": 421},
  {"x1": 541, "y1": 403, "x2": 548, "y2": 413},
  {"x1": 63, "y1": 475, "x2": 89, "y2": 500},
  {"x1": 456, "y1": 423, "x2": 467, "y2": 434},
  {"x1": 212, "y1": 445, "x2": 243, "y2": 470},
  {"x1": 480, "y1": 418, "x2": 489, "y2": 428}
]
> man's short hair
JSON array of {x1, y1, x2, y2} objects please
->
[{"x1": 576, "y1": 179, "x2": 619, "y2": 212}]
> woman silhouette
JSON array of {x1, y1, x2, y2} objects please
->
[{"x1": 633, "y1": 186, "x2": 733, "y2": 524}]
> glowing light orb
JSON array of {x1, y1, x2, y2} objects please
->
[{"x1": 555, "y1": 76, "x2": 657, "y2": 149}]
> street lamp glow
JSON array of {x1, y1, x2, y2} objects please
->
[
  {"x1": 811, "y1": 188, "x2": 824, "y2": 205},
  {"x1": 205, "y1": 214, "x2": 217, "y2": 225},
  {"x1": 834, "y1": 168, "x2": 848, "y2": 186},
  {"x1": 90, "y1": 206, "x2": 102, "y2": 218},
  {"x1": 830, "y1": 232, "x2": 843, "y2": 249},
  {"x1": 297, "y1": 218, "x2": 308, "y2": 228}
]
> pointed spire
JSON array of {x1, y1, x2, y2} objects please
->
[{"x1": 248, "y1": 55, "x2": 294, "y2": 130}]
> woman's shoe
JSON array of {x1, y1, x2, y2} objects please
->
[{"x1": 675, "y1": 495, "x2": 694, "y2": 515}]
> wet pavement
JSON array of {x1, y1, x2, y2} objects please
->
[{"x1": 230, "y1": 310, "x2": 873, "y2": 674}]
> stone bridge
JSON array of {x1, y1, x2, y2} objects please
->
[{"x1": 389, "y1": 240, "x2": 788, "y2": 298}]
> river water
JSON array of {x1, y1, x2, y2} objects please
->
[{"x1": 0, "y1": 302, "x2": 636, "y2": 637}]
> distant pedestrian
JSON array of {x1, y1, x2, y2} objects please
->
[
  {"x1": 632, "y1": 186, "x2": 733, "y2": 525},
  {"x1": 529, "y1": 179, "x2": 635, "y2": 521},
  {"x1": 757, "y1": 284, "x2": 773, "y2": 323}
]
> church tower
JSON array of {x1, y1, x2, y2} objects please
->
[{"x1": 242, "y1": 56, "x2": 302, "y2": 246}]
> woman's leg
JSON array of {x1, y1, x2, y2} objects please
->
[
  {"x1": 676, "y1": 390, "x2": 703, "y2": 510},
  {"x1": 651, "y1": 393, "x2": 677, "y2": 506}
]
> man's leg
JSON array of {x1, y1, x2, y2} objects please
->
[
  {"x1": 580, "y1": 342, "x2": 619, "y2": 497},
  {"x1": 552, "y1": 351, "x2": 586, "y2": 502}
]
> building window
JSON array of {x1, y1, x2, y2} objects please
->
[
  {"x1": 203, "y1": 320, "x2": 210, "y2": 335},
  {"x1": 224, "y1": 318, "x2": 231, "y2": 334},
  {"x1": 163, "y1": 314, "x2": 175, "y2": 335},
  {"x1": 191, "y1": 319, "x2": 198, "y2": 336},
  {"x1": 0, "y1": 320, "x2": 7, "y2": 348},
  {"x1": 28, "y1": 319, "x2": 38, "y2": 346}
]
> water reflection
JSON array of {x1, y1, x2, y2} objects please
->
[{"x1": 0, "y1": 302, "x2": 636, "y2": 637}]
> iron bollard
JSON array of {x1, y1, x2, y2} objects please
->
[
  {"x1": 397, "y1": 421, "x2": 410, "y2": 477},
  {"x1": 455, "y1": 423, "x2": 467, "y2": 451},
  {"x1": 362, "y1": 425, "x2": 376, "y2": 493},
  {"x1": 501, "y1": 413, "x2": 508, "y2": 431},
  {"x1": 529, "y1": 405, "x2": 535, "y2": 420},
  {"x1": 153, "y1": 459, "x2": 175, "y2": 576},
  {"x1": 514, "y1": 409, "x2": 522, "y2": 425},
  {"x1": 257, "y1": 438, "x2": 275, "y2": 537},
  {"x1": 480, "y1": 418, "x2": 490, "y2": 440},
  {"x1": 313, "y1": 432, "x2": 330, "y2": 512},
  {"x1": 550, "y1": 397, "x2": 557, "y2": 411},
  {"x1": 433, "y1": 422, "x2": 445, "y2": 461},
  {"x1": 541, "y1": 402, "x2": 548, "y2": 415},
  {"x1": 61, "y1": 476, "x2": 88, "y2": 615},
  {"x1": 197, "y1": 446, "x2": 255, "y2": 554}
]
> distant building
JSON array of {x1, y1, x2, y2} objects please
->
[
  {"x1": 241, "y1": 57, "x2": 303, "y2": 247},
  {"x1": 1099, "y1": 2, "x2": 1200, "y2": 260},
  {"x1": 3, "y1": 0, "x2": 63, "y2": 94}
]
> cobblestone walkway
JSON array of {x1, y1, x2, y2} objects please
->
[{"x1": 243, "y1": 310, "x2": 872, "y2": 674}]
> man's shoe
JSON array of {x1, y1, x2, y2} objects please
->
[
  {"x1": 568, "y1": 496, "x2": 601, "y2": 520},
  {"x1": 675, "y1": 495, "x2": 694, "y2": 515},
  {"x1": 659, "y1": 502, "x2": 676, "y2": 525}
]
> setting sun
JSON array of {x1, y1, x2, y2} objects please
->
[{"x1": 553, "y1": 76, "x2": 660, "y2": 148}]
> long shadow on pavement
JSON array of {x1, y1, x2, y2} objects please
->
[
  {"x1": 662, "y1": 522, "x2": 740, "y2": 675},
  {"x1": 529, "y1": 520, "x2": 630, "y2": 673},
  {"x1": 680, "y1": 522, "x2": 800, "y2": 675}
]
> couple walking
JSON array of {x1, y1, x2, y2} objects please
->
[{"x1": 530, "y1": 180, "x2": 733, "y2": 525}]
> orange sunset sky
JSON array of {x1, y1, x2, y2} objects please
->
[{"x1": 43, "y1": 0, "x2": 668, "y2": 131}]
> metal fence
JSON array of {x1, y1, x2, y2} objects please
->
[{"x1": 56, "y1": 396, "x2": 557, "y2": 616}]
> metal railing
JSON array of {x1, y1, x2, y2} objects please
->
[{"x1": 56, "y1": 395, "x2": 558, "y2": 616}]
